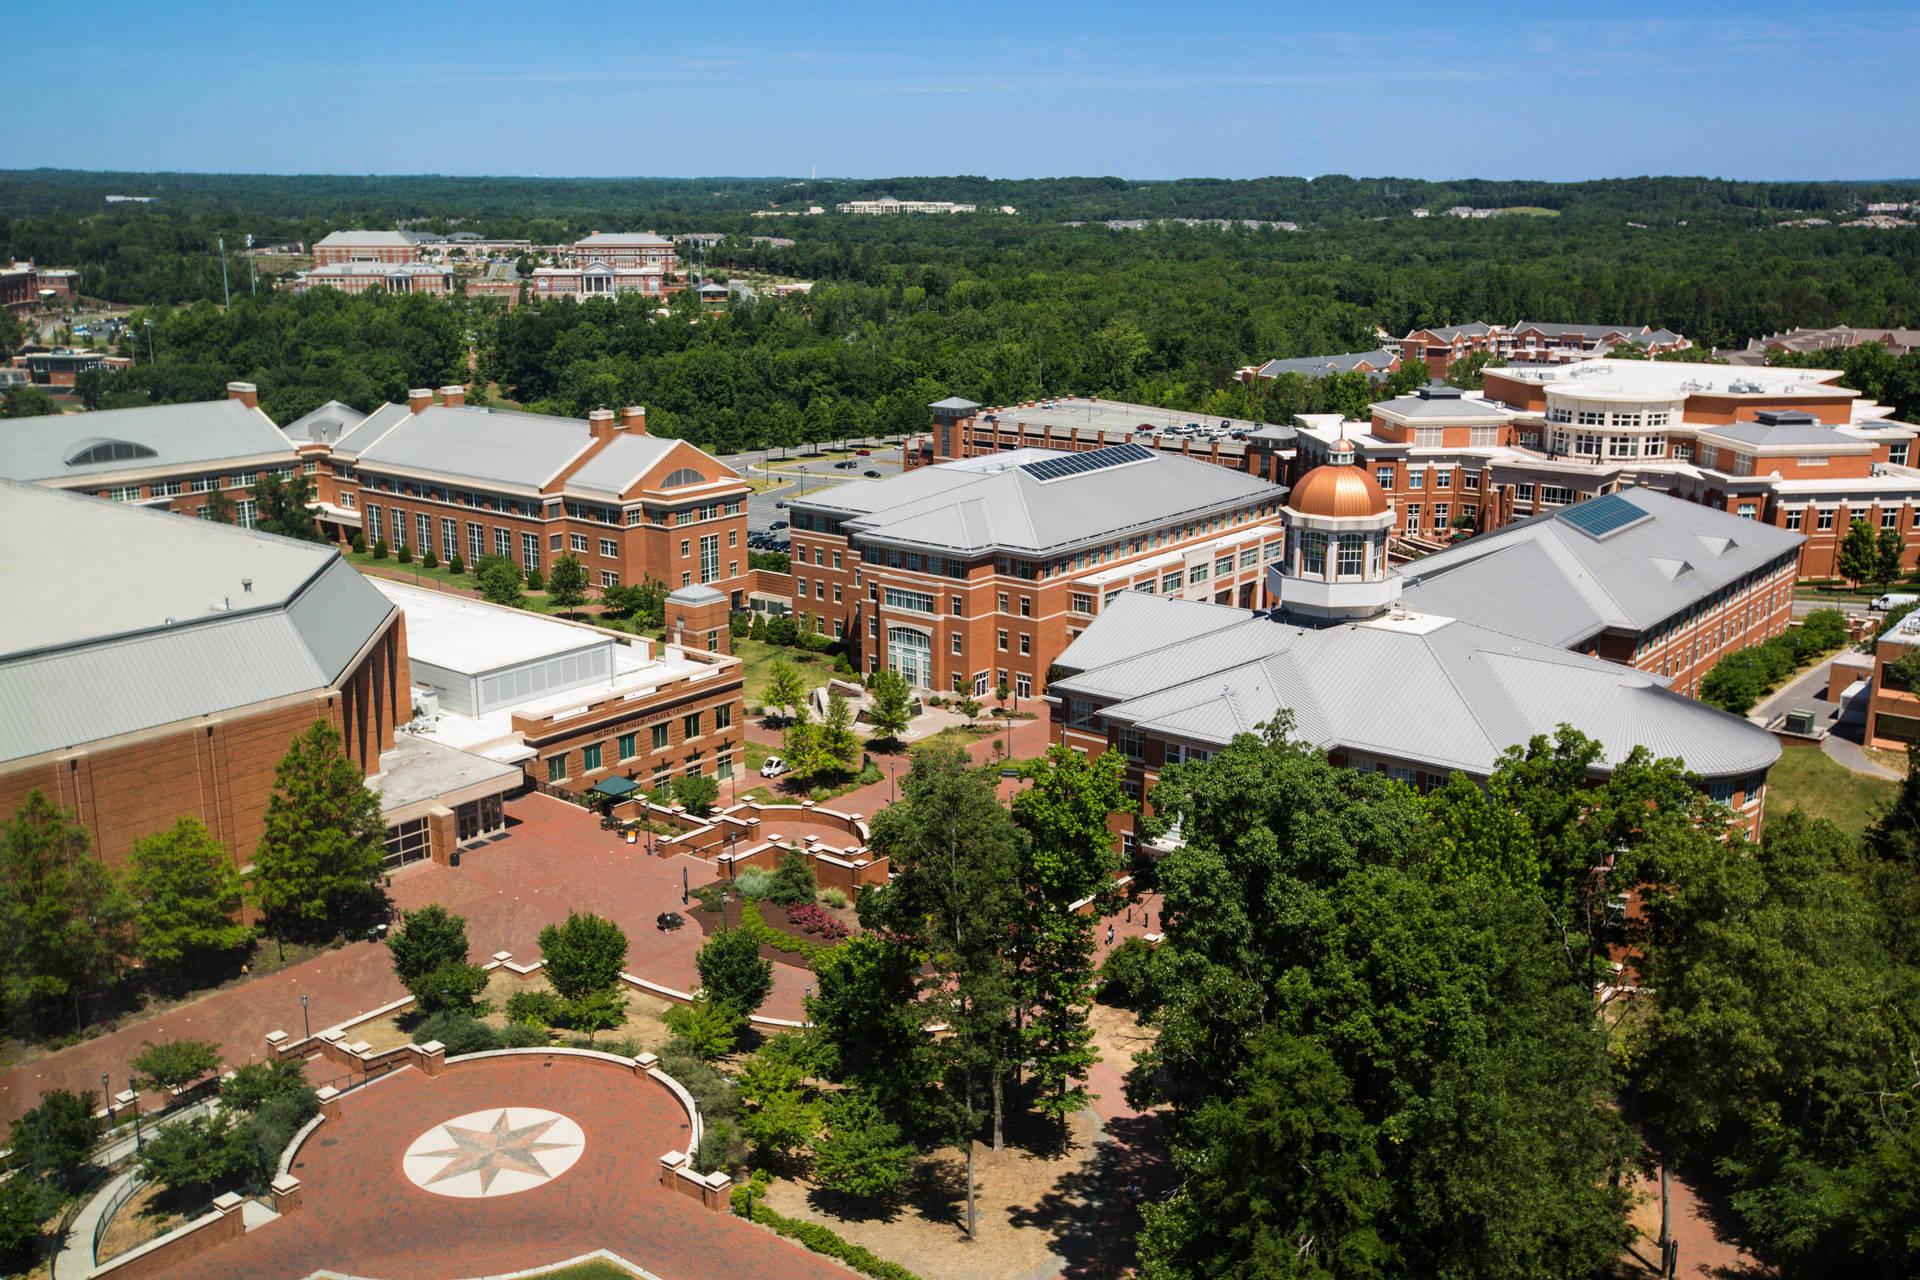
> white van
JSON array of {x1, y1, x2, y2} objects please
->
[{"x1": 1870, "y1": 593, "x2": 1917, "y2": 611}]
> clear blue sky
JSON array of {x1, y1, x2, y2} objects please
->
[{"x1": 18, "y1": 0, "x2": 1918, "y2": 181}]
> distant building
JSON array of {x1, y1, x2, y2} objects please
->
[
  {"x1": 530, "y1": 232, "x2": 681, "y2": 301},
  {"x1": 288, "y1": 262, "x2": 455, "y2": 296},
  {"x1": 1239, "y1": 349, "x2": 1402, "y2": 383},
  {"x1": 311, "y1": 230, "x2": 438, "y2": 267},
  {"x1": 1719, "y1": 325, "x2": 1920, "y2": 366},
  {"x1": 835, "y1": 198, "x2": 977, "y2": 215},
  {"x1": 16, "y1": 349, "x2": 133, "y2": 387},
  {"x1": 1399, "y1": 321, "x2": 1504, "y2": 377},
  {"x1": 1502, "y1": 322, "x2": 1690, "y2": 365}
]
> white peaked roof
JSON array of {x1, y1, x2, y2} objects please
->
[
  {"x1": 1399, "y1": 488, "x2": 1805, "y2": 647},
  {"x1": 282, "y1": 400, "x2": 368, "y2": 445},
  {"x1": 1053, "y1": 592, "x2": 1778, "y2": 781},
  {"x1": 562, "y1": 433, "x2": 681, "y2": 497},
  {"x1": 349, "y1": 404, "x2": 596, "y2": 490},
  {"x1": 0, "y1": 481, "x2": 396, "y2": 762},
  {"x1": 0, "y1": 398, "x2": 293, "y2": 483}
]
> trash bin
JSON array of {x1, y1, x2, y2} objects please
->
[{"x1": 449, "y1": 849, "x2": 461, "y2": 868}]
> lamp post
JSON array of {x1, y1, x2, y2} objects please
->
[
  {"x1": 301, "y1": 994, "x2": 310, "y2": 1041},
  {"x1": 890, "y1": 759, "x2": 898, "y2": 804},
  {"x1": 130, "y1": 1077, "x2": 143, "y2": 1154},
  {"x1": 682, "y1": 866, "x2": 689, "y2": 905},
  {"x1": 143, "y1": 318, "x2": 153, "y2": 364},
  {"x1": 102, "y1": 1073, "x2": 111, "y2": 1127}
]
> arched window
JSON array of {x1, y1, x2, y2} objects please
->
[
  {"x1": 65, "y1": 439, "x2": 158, "y2": 467},
  {"x1": 660, "y1": 468, "x2": 705, "y2": 488}
]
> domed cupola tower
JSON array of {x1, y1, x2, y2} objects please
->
[{"x1": 1270, "y1": 437, "x2": 1401, "y2": 624}]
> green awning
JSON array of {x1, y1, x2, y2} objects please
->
[{"x1": 587, "y1": 776, "x2": 640, "y2": 799}]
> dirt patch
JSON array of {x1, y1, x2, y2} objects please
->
[
  {"x1": 94, "y1": 1179, "x2": 195, "y2": 1263},
  {"x1": 1088, "y1": 1002, "x2": 1154, "y2": 1080},
  {"x1": 759, "y1": 1108, "x2": 1112, "y2": 1280}
]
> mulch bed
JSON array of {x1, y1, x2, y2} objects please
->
[{"x1": 688, "y1": 889, "x2": 859, "y2": 969}]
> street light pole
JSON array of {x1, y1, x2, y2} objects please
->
[
  {"x1": 301, "y1": 993, "x2": 311, "y2": 1041},
  {"x1": 130, "y1": 1077, "x2": 143, "y2": 1154},
  {"x1": 219, "y1": 238, "x2": 230, "y2": 309}
]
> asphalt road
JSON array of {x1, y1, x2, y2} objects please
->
[{"x1": 723, "y1": 437, "x2": 905, "y2": 535}]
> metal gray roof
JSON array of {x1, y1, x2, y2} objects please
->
[
  {"x1": 1410, "y1": 321, "x2": 1495, "y2": 341},
  {"x1": 0, "y1": 481, "x2": 396, "y2": 762},
  {"x1": 313, "y1": 230, "x2": 424, "y2": 247},
  {"x1": 1255, "y1": 349, "x2": 1398, "y2": 378},
  {"x1": 354, "y1": 405, "x2": 595, "y2": 490},
  {"x1": 1399, "y1": 487, "x2": 1804, "y2": 647},
  {"x1": 814, "y1": 449, "x2": 1282, "y2": 557},
  {"x1": 282, "y1": 400, "x2": 368, "y2": 445},
  {"x1": 1373, "y1": 389, "x2": 1510, "y2": 419},
  {"x1": 1508, "y1": 321, "x2": 1640, "y2": 340},
  {"x1": 1053, "y1": 594, "x2": 1778, "y2": 780},
  {"x1": 1703, "y1": 421, "x2": 1852, "y2": 447},
  {"x1": 576, "y1": 232, "x2": 672, "y2": 246},
  {"x1": 667, "y1": 584, "x2": 727, "y2": 605},
  {"x1": 0, "y1": 398, "x2": 294, "y2": 484},
  {"x1": 930, "y1": 396, "x2": 982, "y2": 412},
  {"x1": 562, "y1": 433, "x2": 679, "y2": 497}
]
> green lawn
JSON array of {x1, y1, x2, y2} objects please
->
[
  {"x1": 1766, "y1": 744, "x2": 1897, "y2": 839},
  {"x1": 736, "y1": 638, "x2": 838, "y2": 710},
  {"x1": 342, "y1": 552, "x2": 661, "y2": 638},
  {"x1": 523, "y1": 1263, "x2": 642, "y2": 1280}
]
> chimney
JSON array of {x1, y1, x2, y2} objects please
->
[
  {"x1": 226, "y1": 381, "x2": 258, "y2": 409},
  {"x1": 439, "y1": 385, "x2": 465, "y2": 407},
  {"x1": 588, "y1": 408, "x2": 617, "y2": 440},
  {"x1": 620, "y1": 405, "x2": 647, "y2": 435},
  {"x1": 408, "y1": 389, "x2": 434, "y2": 414}
]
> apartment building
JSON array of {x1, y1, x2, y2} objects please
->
[
  {"x1": 1719, "y1": 325, "x2": 1920, "y2": 366},
  {"x1": 1399, "y1": 322, "x2": 1504, "y2": 378},
  {"x1": 0, "y1": 383, "x2": 303, "y2": 525},
  {"x1": 288, "y1": 262, "x2": 455, "y2": 296},
  {"x1": 785, "y1": 443, "x2": 1289, "y2": 698},
  {"x1": 911, "y1": 395, "x2": 1289, "y2": 484},
  {"x1": 310, "y1": 230, "x2": 431, "y2": 266},
  {"x1": 1502, "y1": 322, "x2": 1690, "y2": 364},
  {"x1": 526, "y1": 232, "x2": 681, "y2": 301},
  {"x1": 1399, "y1": 489, "x2": 1804, "y2": 699},
  {"x1": 834, "y1": 199, "x2": 977, "y2": 214},
  {"x1": 308, "y1": 391, "x2": 754, "y2": 608},
  {"x1": 1047, "y1": 448, "x2": 1782, "y2": 852},
  {"x1": 1291, "y1": 360, "x2": 1920, "y2": 578},
  {"x1": 1238, "y1": 348, "x2": 1402, "y2": 382}
]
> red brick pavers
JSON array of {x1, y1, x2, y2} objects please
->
[{"x1": 146, "y1": 1055, "x2": 846, "y2": 1280}]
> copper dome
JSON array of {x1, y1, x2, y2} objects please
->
[{"x1": 1288, "y1": 458, "x2": 1390, "y2": 519}]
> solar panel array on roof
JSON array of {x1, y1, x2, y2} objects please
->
[
  {"x1": 1017, "y1": 442, "x2": 1155, "y2": 483},
  {"x1": 1555, "y1": 492, "x2": 1653, "y2": 540}
]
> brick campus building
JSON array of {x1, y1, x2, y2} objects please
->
[
  {"x1": 1288, "y1": 359, "x2": 1920, "y2": 579},
  {"x1": 787, "y1": 443, "x2": 1288, "y2": 698},
  {"x1": 292, "y1": 389, "x2": 754, "y2": 609},
  {"x1": 530, "y1": 232, "x2": 683, "y2": 302},
  {"x1": 0, "y1": 480, "x2": 517, "y2": 875},
  {"x1": 1048, "y1": 444, "x2": 1783, "y2": 856}
]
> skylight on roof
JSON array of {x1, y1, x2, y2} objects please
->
[
  {"x1": 1018, "y1": 442, "x2": 1155, "y2": 483},
  {"x1": 1554, "y1": 493, "x2": 1653, "y2": 541}
]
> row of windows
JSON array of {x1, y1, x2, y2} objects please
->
[{"x1": 542, "y1": 704, "x2": 736, "y2": 782}]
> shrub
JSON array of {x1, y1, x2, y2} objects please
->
[
  {"x1": 500, "y1": 1021, "x2": 548, "y2": 1048},
  {"x1": 696, "y1": 927, "x2": 775, "y2": 1014},
  {"x1": 658, "y1": 1039, "x2": 741, "y2": 1121},
  {"x1": 505, "y1": 988, "x2": 564, "y2": 1027},
  {"x1": 767, "y1": 850, "x2": 818, "y2": 906},
  {"x1": 729, "y1": 1189, "x2": 928, "y2": 1280},
  {"x1": 785, "y1": 903, "x2": 851, "y2": 941},
  {"x1": 397, "y1": 544, "x2": 413, "y2": 564},
  {"x1": 222, "y1": 1058, "x2": 309, "y2": 1112},
  {"x1": 421, "y1": 548, "x2": 439, "y2": 569},
  {"x1": 740, "y1": 901, "x2": 837, "y2": 964},
  {"x1": 733, "y1": 868, "x2": 775, "y2": 901},
  {"x1": 448, "y1": 553, "x2": 465, "y2": 576},
  {"x1": 663, "y1": 996, "x2": 746, "y2": 1058},
  {"x1": 525, "y1": 567, "x2": 544, "y2": 592},
  {"x1": 409, "y1": 1010, "x2": 503, "y2": 1055},
  {"x1": 820, "y1": 887, "x2": 849, "y2": 910},
  {"x1": 247, "y1": 1087, "x2": 319, "y2": 1160},
  {"x1": 350, "y1": 533, "x2": 366, "y2": 554},
  {"x1": 694, "y1": 883, "x2": 726, "y2": 914},
  {"x1": 809, "y1": 786, "x2": 832, "y2": 803},
  {"x1": 729, "y1": 611, "x2": 751, "y2": 638},
  {"x1": 1098, "y1": 936, "x2": 1159, "y2": 1012},
  {"x1": 693, "y1": 1117, "x2": 746, "y2": 1177},
  {"x1": 372, "y1": 538, "x2": 389, "y2": 560}
]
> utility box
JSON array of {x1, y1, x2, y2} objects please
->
[{"x1": 1785, "y1": 708, "x2": 1816, "y2": 735}]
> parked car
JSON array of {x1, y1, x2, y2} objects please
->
[
  {"x1": 760, "y1": 756, "x2": 789, "y2": 778},
  {"x1": 1872, "y1": 593, "x2": 1918, "y2": 611},
  {"x1": 770, "y1": 519, "x2": 789, "y2": 530},
  {"x1": 864, "y1": 469, "x2": 882, "y2": 477},
  {"x1": 835, "y1": 459, "x2": 858, "y2": 469},
  {"x1": 856, "y1": 448, "x2": 872, "y2": 455},
  {"x1": 774, "y1": 500, "x2": 787, "y2": 508}
]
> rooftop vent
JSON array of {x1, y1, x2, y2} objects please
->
[
  {"x1": 1416, "y1": 384, "x2": 1463, "y2": 400},
  {"x1": 1754, "y1": 409, "x2": 1820, "y2": 427},
  {"x1": 241, "y1": 578, "x2": 253, "y2": 594}
]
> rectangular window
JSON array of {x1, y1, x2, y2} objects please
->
[
  {"x1": 1433, "y1": 503, "x2": 1450, "y2": 529},
  {"x1": 496, "y1": 527, "x2": 512, "y2": 558},
  {"x1": 521, "y1": 531, "x2": 540, "y2": 570},
  {"x1": 618, "y1": 733, "x2": 636, "y2": 761},
  {"x1": 367, "y1": 507, "x2": 384, "y2": 543},
  {"x1": 952, "y1": 633, "x2": 964, "y2": 655},
  {"x1": 998, "y1": 629, "x2": 1008, "y2": 651},
  {"x1": 1302, "y1": 531, "x2": 1327, "y2": 573},
  {"x1": 1463, "y1": 472, "x2": 1480, "y2": 491},
  {"x1": 1892, "y1": 443, "x2": 1911, "y2": 466},
  {"x1": 683, "y1": 712, "x2": 701, "y2": 740},
  {"x1": 797, "y1": 580, "x2": 808, "y2": 599},
  {"x1": 652, "y1": 723, "x2": 670, "y2": 751},
  {"x1": 1337, "y1": 535, "x2": 1365, "y2": 575},
  {"x1": 997, "y1": 592, "x2": 1008, "y2": 613},
  {"x1": 600, "y1": 570, "x2": 620, "y2": 587},
  {"x1": 442, "y1": 518, "x2": 457, "y2": 560},
  {"x1": 1190, "y1": 562, "x2": 1209, "y2": 583},
  {"x1": 416, "y1": 513, "x2": 431, "y2": 550},
  {"x1": 1817, "y1": 509, "x2": 1836, "y2": 531},
  {"x1": 716, "y1": 703, "x2": 732, "y2": 731},
  {"x1": 1019, "y1": 633, "x2": 1031, "y2": 655},
  {"x1": 1739, "y1": 503, "x2": 1758, "y2": 520},
  {"x1": 1883, "y1": 509, "x2": 1900, "y2": 531},
  {"x1": 550, "y1": 532, "x2": 564, "y2": 551},
  {"x1": 1407, "y1": 469, "x2": 1424, "y2": 490},
  {"x1": 1516, "y1": 482, "x2": 1535, "y2": 502},
  {"x1": 390, "y1": 507, "x2": 407, "y2": 545},
  {"x1": 546, "y1": 755, "x2": 567, "y2": 783},
  {"x1": 570, "y1": 533, "x2": 588, "y2": 552},
  {"x1": 1215, "y1": 556, "x2": 1234, "y2": 577},
  {"x1": 1404, "y1": 504, "x2": 1421, "y2": 531},
  {"x1": 1019, "y1": 596, "x2": 1031, "y2": 617},
  {"x1": 468, "y1": 522, "x2": 483, "y2": 562},
  {"x1": 1071, "y1": 592, "x2": 1093, "y2": 614},
  {"x1": 717, "y1": 753, "x2": 734, "y2": 781},
  {"x1": 1016, "y1": 672, "x2": 1031, "y2": 697},
  {"x1": 701, "y1": 534, "x2": 720, "y2": 583},
  {"x1": 1540, "y1": 486, "x2": 1573, "y2": 506},
  {"x1": 582, "y1": 743, "x2": 602, "y2": 773},
  {"x1": 884, "y1": 587, "x2": 936, "y2": 613},
  {"x1": 236, "y1": 500, "x2": 258, "y2": 529},
  {"x1": 1375, "y1": 466, "x2": 1394, "y2": 489},
  {"x1": 1162, "y1": 571, "x2": 1183, "y2": 592}
]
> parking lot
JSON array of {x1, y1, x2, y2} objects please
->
[{"x1": 716, "y1": 437, "x2": 906, "y2": 549}]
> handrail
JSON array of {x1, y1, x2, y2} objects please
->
[{"x1": 90, "y1": 1172, "x2": 144, "y2": 1260}]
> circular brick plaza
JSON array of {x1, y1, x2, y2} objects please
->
[{"x1": 143, "y1": 1053, "x2": 847, "y2": 1280}]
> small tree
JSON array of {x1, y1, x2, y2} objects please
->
[
  {"x1": 371, "y1": 537, "x2": 388, "y2": 560},
  {"x1": 421, "y1": 547, "x2": 439, "y2": 569},
  {"x1": 564, "y1": 987, "x2": 627, "y2": 1042},
  {"x1": 674, "y1": 773, "x2": 720, "y2": 816},
  {"x1": 350, "y1": 532, "x2": 366, "y2": 554},
  {"x1": 448, "y1": 553, "x2": 466, "y2": 576},
  {"x1": 127, "y1": 818, "x2": 249, "y2": 978},
  {"x1": 812, "y1": 1088, "x2": 916, "y2": 1205},
  {"x1": 537, "y1": 911, "x2": 628, "y2": 1002},
  {"x1": 252, "y1": 720, "x2": 387, "y2": 932},
  {"x1": 136, "y1": 1111, "x2": 252, "y2": 1202},
  {"x1": 737, "y1": 1043, "x2": 821, "y2": 1166},
  {"x1": 767, "y1": 849, "x2": 818, "y2": 907},
  {"x1": 9, "y1": 1089, "x2": 101, "y2": 1192},
  {"x1": 1698, "y1": 653, "x2": 1762, "y2": 715},
  {"x1": 695, "y1": 925, "x2": 774, "y2": 1015},
  {"x1": 868, "y1": 669, "x2": 912, "y2": 744},
  {"x1": 221, "y1": 1059, "x2": 310, "y2": 1113},
  {"x1": 662, "y1": 995, "x2": 745, "y2": 1058},
  {"x1": 524, "y1": 566, "x2": 544, "y2": 593},
  {"x1": 958, "y1": 696, "x2": 984, "y2": 727},
  {"x1": 547, "y1": 553, "x2": 589, "y2": 609},
  {"x1": 820, "y1": 693, "x2": 860, "y2": 773},
  {"x1": 397, "y1": 543, "x2": 413, "y2": 565},
  {"x1": 387, "y1": 904, "x2": 488, "y2": 1013},
  {"x1": 995, "y1": 681, "x2": 1012, "y2": 718},
  {"x1": 201, "y1": 488, "x2": 236, "y2": 525},
  {"x1": 1876, "y1": 526, "x2": 1905, "y2": 584},
  {"x1": 0, "y1": 791, "x2": 134, "y2": 1018},
  {"x1": 475, "y1": 555, "x2": 523, "y2": 606},
  {"x1": 0, "y1": 1174, "x2": 52, "y2": 1269},
  {"x1": 1838, "y1": 518, "x2": 1879, "y2": 590},
  {"x1": 132, "y1": 1038, "x2": 222, "y2": 1093},
  {"x1": 764, "y1": 659, "x2": 807, "y2": 723}
]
